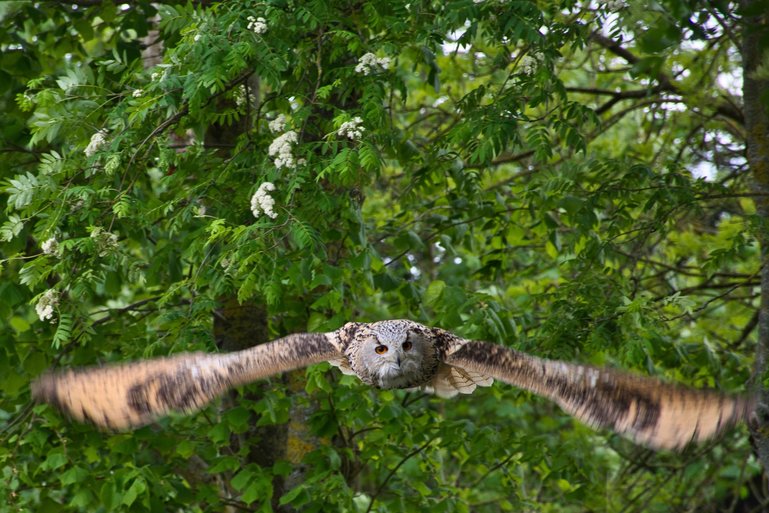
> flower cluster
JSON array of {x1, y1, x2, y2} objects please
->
[
  {"x1": 355, "y1": 52, "x2": 391, "y2": 75},
  {"x1": 519, "y1": 53, "x2": 542, "y2": 75},
  {"x1": 250, "y1": 182, "x2": 278, "y2": 219},
  {"x1": 268, "y1": 130, "x2": 299, "y2": 169},
  {"x1": 36, "y1": 289, "x2": 59, "y2": 322},
  {"x1": 234, "y1": 85, "x2": 250, "y2": 108},
  {"x1": 337, "y1": 117, "x2": 365, "y2": 140},
  {"x1": 132, "y1": 89, "x2": 143, "y2": 98},
  {"x1": 84, "y1": 129, "x2": 108, "y2": 157},
  {"x1": 90, "y1": 226, "x2": 119, "y2": 256},
  {"x1": 42, "y1": 237, "x2": 59, "y2": 256},
  {"x1": 268, "y1": 114, "x2": 287, "y2": 133},
  {"x1": 247, "y1": 15, "x2": 267, "y2": 35}
]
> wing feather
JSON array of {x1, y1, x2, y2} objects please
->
[
  {"x1": 425, "y1": 364, "x2": 494, "y2": 398},
  {"x1": 32, "y1": 332, "x2": 342, "y2": 430},
  {"x1": 445, "y1": 340, "x2": 754, "y2": 450}
]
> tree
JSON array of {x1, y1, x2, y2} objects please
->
[{"x1": 0, "y1": 1, "x2": 765, "y2": 511}]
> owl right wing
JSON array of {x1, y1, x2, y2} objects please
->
[
  {"x1": 444, "y1": 340, "x2": 754, "y2": 450},
  {"x1": 32, "y1": 332, "x2": 343, "y2": 430}
]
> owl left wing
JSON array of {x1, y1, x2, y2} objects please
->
[
  {"x1": 444, "y1": 340, "x2": 754, "y2": 450},
  {"x1": 32, "y1": 332, "x2": 343, "y2": 430}
]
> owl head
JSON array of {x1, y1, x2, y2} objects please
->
[{"x1": 345, "y1": 320, "x2": 438, "y2": 390}]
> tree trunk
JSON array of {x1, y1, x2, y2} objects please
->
[
  {"x1": 206, "y1": 81, "x2": 322, "y2": 509},
  {"x1": 743, "y1": 0, "x2": 769, "y2": 473},
  {"x1": 213, "y1": 297, "x2": 290, "y2": 508}
]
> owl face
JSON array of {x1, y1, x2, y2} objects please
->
[{"x1": 349, "y1": 320, "x2": 436, "y2": 389}]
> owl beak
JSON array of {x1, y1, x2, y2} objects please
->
[{"x1": 396, "y1": 354, "x2": 401, "y2": 366}]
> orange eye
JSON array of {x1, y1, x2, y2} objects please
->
[
  {"x1": 402, "y1": 340, "x2": 413, "y2": 351},
  {"x1": 375, "y1": 345, "x2": 389, "y2": 354}
]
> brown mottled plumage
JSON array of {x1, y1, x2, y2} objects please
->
[{"x1": 31, "y1": 320, "x2": 753, "y2": 449}]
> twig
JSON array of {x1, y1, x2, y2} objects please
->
[
  {"x1": 590, "y1": 32, "x2": 743, "y2": 124},
  {"x1": 365, "y1": 437, "x2": 435, "y2": 513},
  {"x1": 469, "y1": 451, "x2": 517, "y2": 488}
]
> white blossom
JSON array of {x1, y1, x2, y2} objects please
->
[
  {"x1": 193, "y1": 33, "x2": 201, "y2": 42},
  {"x1": 250, "y1": 182, "x2": 278, "y2": 219},
  {"x1": 519, "y1": 53, "x2": 542, "y2": 75},
  {"x1": 268, "y1": 114, "x2": 287, "y2": 133},
  {"x1": 604, "y1": 0, "x2": 625, "y2": 9},
  {"x1": 355, "y1": 52, "x2": 391, "y2": 75},
  {"x1": 90, "y1": 226, "x2": 119, "y2": 256},
  {"x1": 150, "y1": 67, "x2": 170, "y2": 82},
  {"x1": 337, "y1": 117, "x2": 365, "y2": 140},
  {"x1": 268, "y1": 130, "x2": 298, "y2": 169},
  {"x1": 70, "y1": 199, "x2": 85, "y2": 212},
  {"x1": 84, "y1": 129, "x2": 108, "y2": 157},
  {"x1": 36, "y1": 289, "x2": 59, "y2": 322},
  {"x1": 41, "y1": 237, "x2": 59, "y2": 256},
  {"x1": 247, "y1": 15, "x2": 267, "y2": 35},
  {"x1": 220, "y1": 257, "x2": 233, "y2": 274},
  {"x1": 132, "y1": 89, "x2": 143, "y2": 98},
  {"x1": 234, "y1": 85, "x2": 250, "y2": 108}
]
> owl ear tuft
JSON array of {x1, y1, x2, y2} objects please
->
[{"x1": 340, "y1": 322, "x2": 364, "y2": 340}]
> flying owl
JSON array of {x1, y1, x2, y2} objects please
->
[{"x1": 32, "y1": 320, "x2": 754, "y2": 450}]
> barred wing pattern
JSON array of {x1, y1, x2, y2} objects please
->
[
  {"x1": 31, "y1": 333, "x2": 342, "y2": 430},
  {"x1": 32, "y1": 321, "x2": 752, "y2": 450},
  {"x1": 445, "y1": 340, "x2": 754, "y2": 449}
]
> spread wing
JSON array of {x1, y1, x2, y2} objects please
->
[
  {"x1": 445, "y1": 340, "x2": 754, "y2": 450},
  {"x1": 32, "y1": 332, "x2": 343, "y2": 430}
]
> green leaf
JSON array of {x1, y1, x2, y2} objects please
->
[
  {"x1": 60, "y1": 466, "x2": 89, "y2": 486},
  {"x1": 0, "y1": 215, "x2": 23, "y2": 242},
  {"x1": 279, "y1": 485, "x2": 305, "y2": 506},
  {"x1": 175, "y1": 440, "x2": 196, "y2": 458},
  {"x1": 291, "y1": 219, "x2": 315, "y2": 250},
  {"x1": 231, "y1": 469, "x2": 254, "y2": 491},
  {"x1": 38, "y1": 151, "x2": 64, "y2": 175},
  {"x1": 69, "y1": 488, "x2": 94, "y2": 509},
  {"x1": 242, "y1": 476, "x2": 270, "y2": 504},
  {"x1": 104, "y1": 152, "x2": 122, "y2": 175},
  {"x1": 9, "y1": 316, "x2": 30, "y2": 333},
  {"x1": 424, "y1": 280, "x2": 446, "y2": 307},
  {"x1": 43, "y1": 449, "x2": 67, "y2": 470},
  {"x1": 5, "y1": 172, "x2": 40, "y2": 209},
  {"x1": 52, "y1": 313, "x2": 74, "y2": 349},
  {"x1": 121, "y1": 477, "x2": 146, "y2": 507}
]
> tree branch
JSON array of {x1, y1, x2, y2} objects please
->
[
  {"x1": 365, "y1": 437, "x2": 435, "y2": 513},
  {"x1": 590, "y1": 32, "x2": 744, "y2": 124}
]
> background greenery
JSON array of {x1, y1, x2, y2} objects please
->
[{"x1": 1, "y1": 0, "x2": 766, "y2": 511}]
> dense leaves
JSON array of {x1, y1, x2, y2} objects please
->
[{"x1": 0, "y1": 1, "x2": 763, "y2": 512}]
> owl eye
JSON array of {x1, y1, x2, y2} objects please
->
[
  {"x1": 402, "y1": 340, "x2": 413, "y2": 351},
  {"x1": 375, "y1": 344, "x2": 389, "y2": 354}
]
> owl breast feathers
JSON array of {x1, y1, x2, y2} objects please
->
[{"x1": 32, "y1": 320, "x2": 754, "y2": 450}]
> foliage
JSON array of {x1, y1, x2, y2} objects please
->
[{"x1": 0, "y1": 1, "x2": 762, "y2": 512}]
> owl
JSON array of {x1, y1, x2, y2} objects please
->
[{"x1": 32, "y1": 320, "x2": 754, "y2": 450}]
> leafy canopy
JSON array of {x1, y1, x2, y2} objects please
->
[{"x1": 0, "y1": 1, "x2": 759, "y2": 512}]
